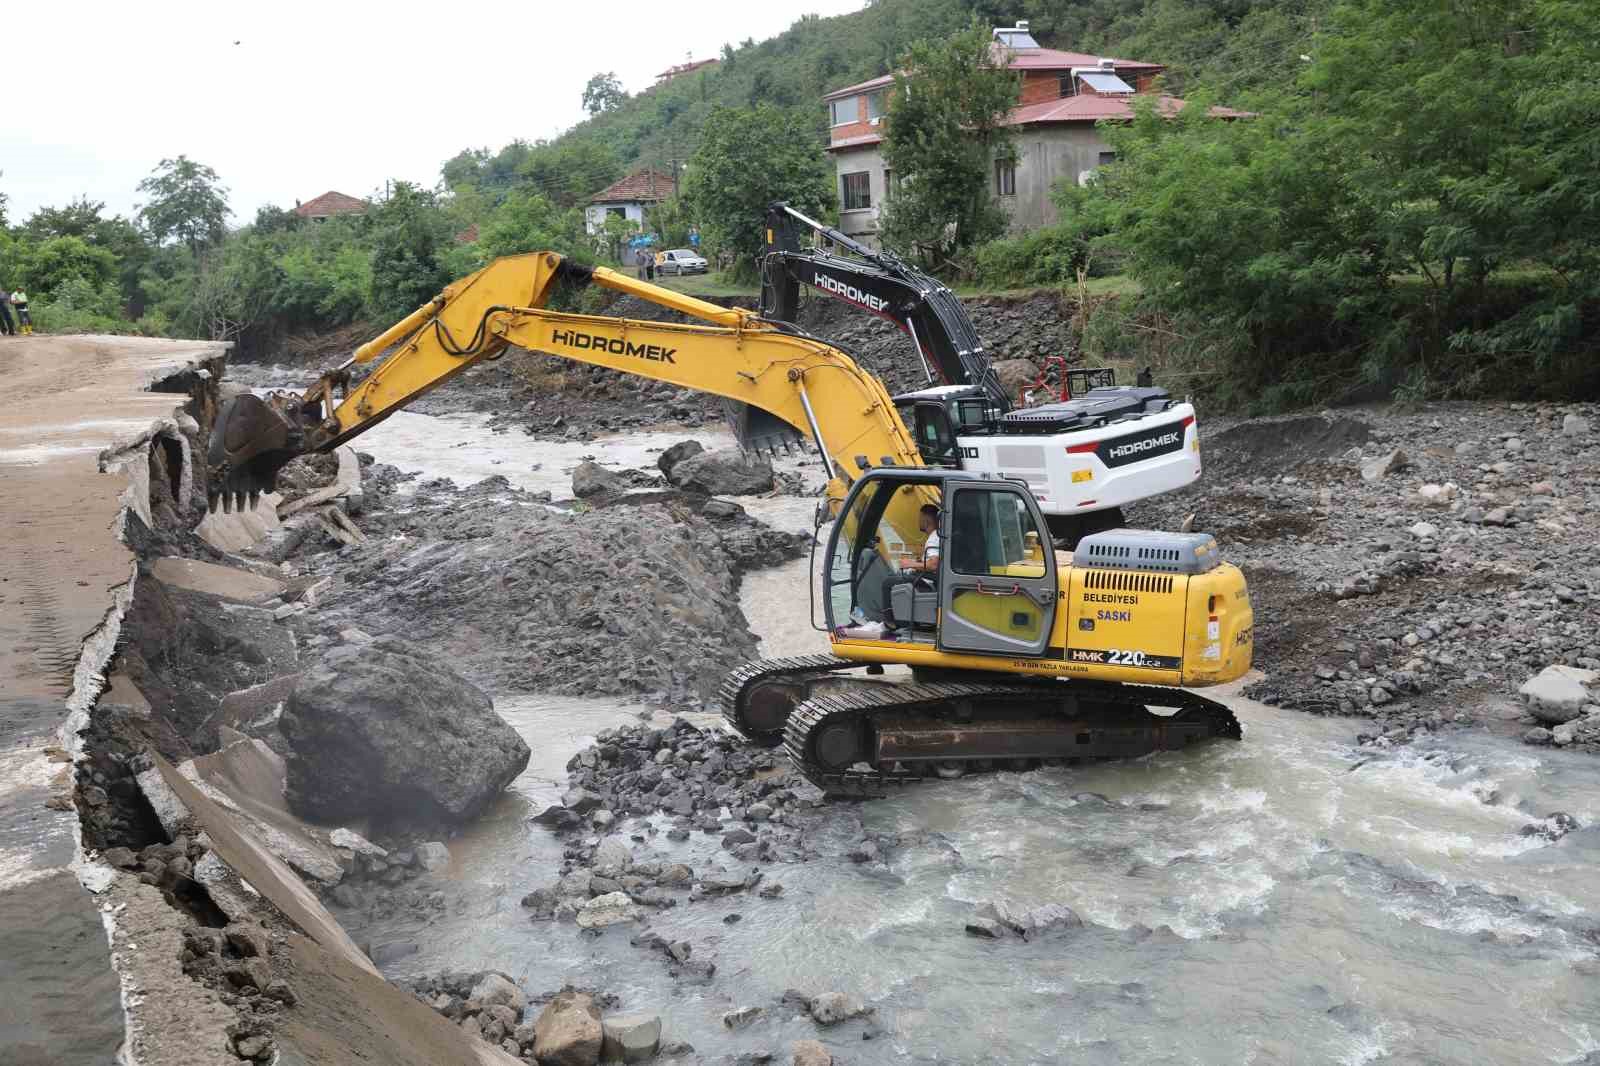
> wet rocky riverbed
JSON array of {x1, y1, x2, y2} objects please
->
[{"x1": 304, "y1": 407, "x2": 1600, "y2": 1066}]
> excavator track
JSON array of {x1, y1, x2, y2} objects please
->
[
  {"x1": 781, "y1": 678, "x2": 1242, "y2": 798},
  {"x1": 717, "y1": 655, "x2": 864, "y2": 747}
]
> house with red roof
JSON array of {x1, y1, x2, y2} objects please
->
[
  {"x1": 292, "y1": 191, "x2": 368, "y2": 222},
  {"x1": 584, "y1": 169, "x2": 676, "y2": 235},
  {"x1": 656, "y1": 57, "x2": 719, "y2": 83},
  {"x1": 825, "y1": 23, "x2": 1248, "y2": 245}
]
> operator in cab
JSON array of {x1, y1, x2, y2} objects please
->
[{"x1": 880, "y1": 503, "x2": 941, "y2": 636}]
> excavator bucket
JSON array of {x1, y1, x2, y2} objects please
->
[{"x1": 206, "y1": 392, "x2": 312, "y2": 513}]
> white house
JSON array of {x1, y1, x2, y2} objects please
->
[
  {"x1": 824, "y1": 23, "x2": 1248, "y2": 247},
  {"x1": 584, "y1": 169, "x2": 675, "y2": 235}
]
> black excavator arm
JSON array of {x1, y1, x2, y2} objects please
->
[{"x1": 759, "y1": 202, "x2": 1011, "y2": 413}]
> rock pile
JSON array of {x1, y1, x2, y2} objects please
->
[
  {"x1": 404, "y1": 977, "x2": 666, "y2": 1066},
  {"x1": 297, "y1": 475, "x2": 810, "y2": 703},
  {"x1": 1128, "y1": 402, "x2": 1600, "y2": 749}
]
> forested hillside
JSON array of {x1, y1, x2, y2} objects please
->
[
  {"x1": 442, "y1": 0, "x2": 1321, "y2": 194},
  {"x1": 3, "y1": 0, "x2": 1594, "y2": 409}
]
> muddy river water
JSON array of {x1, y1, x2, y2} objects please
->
[{"x1": 341, "y1": 411, "x2": 1600, "y2": 1065}]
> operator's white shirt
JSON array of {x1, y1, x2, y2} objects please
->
[{"x1": 923, "y1": 531, "x2": 941, "y2": 563}]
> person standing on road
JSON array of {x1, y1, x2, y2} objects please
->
[
  {"x1": 645, "y1": 252, "x2": 656, "y2": 282},
  {"x1": 0, "y1": 287, "x2": 14, "y2": 336},
  {"x1": 10, "y1": 289, "x2": 30, "y2": 334}
]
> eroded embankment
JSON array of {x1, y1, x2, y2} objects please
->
[
  {"x1": 65, "y1": 363, "x2": 821, "y2": 1065},
  {"x1": 36, "y1": 349, "x2": 533, "y2": 1066}
]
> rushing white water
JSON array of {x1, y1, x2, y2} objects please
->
[{"x1": 343, "y1": 411, "x2": 1600, "y2": 1066}]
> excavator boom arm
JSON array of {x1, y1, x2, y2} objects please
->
[
  {"x1": 206, "y1": 252, "x2": 922, "y2": 512},
  {"x1": 760, "y1": 202, "x2": 1010, "y2": 411}
]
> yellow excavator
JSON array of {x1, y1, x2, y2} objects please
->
[{"x1": 207, "y1": 253, "x2": 1251, "y2": 795}]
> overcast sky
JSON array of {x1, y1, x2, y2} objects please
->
[{"x1": 2, "y1": 0, "x2": 864, "y2": 225}]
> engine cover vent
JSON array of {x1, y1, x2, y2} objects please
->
[{"x1": 1076, "y1": 529, "x2": 1221, "y2": 575}]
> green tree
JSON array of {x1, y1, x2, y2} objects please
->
[
  {"x1": 682, "y1": 104, "x2": 833, "y2": 272},
  {"x1": 15, "y1": 235, "x2": 121, "y2": 296},
  {"x1": 880, "y1": 20, "x2": 1021, "y2": 266},
  {"x1": 516, "y1": 139, "x2": 625, "y2": 209},
  {"x1": 23, "y1": 196, "x2": 111, "y2": 241},
  {"x1": 646, "y1": 197, "x2": 695, "y2": 248},
  {"x1": 477, "y1": 190, "x2": 586, "y2": 260},
  {"x1": 364, "y1": 181, "x2": 454, "y2": 322},
  {"x1": 136, "y1": 156, "x2": 232, "y2": 253},
  {"x1": 597, "y1": 213, "x2": 640, "y2": 264},
  {"x1": 582, "y1": 72, "x2": 628, "y2": 116}
]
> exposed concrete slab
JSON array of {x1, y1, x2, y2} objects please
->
[
  {"x1": 277, "y1": 932, "x2": 524, "y2": 1066},
  {"x1": 197, "y1": 490, "x2": 284, "y2": 552},
  {"x1": 94, "y1": 874, "x2": 240, "y2": 1066},
  {"x1": 187, "y1": 738, "x2": 347, "y2": 885},
  {"x1": 148, "y1": 754, "x2": 375, "y2": 973},
  {"x1": 150, "y1": 556, "x2": 287, "y2": 603},
  {"x1": 139, "y1": 756, "x2": 521, "y2": 1066}
]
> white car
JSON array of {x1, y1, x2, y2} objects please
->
[{"x1": 657, "y1": 249, "x2": 708, "y2": 276}]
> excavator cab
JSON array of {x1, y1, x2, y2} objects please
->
[
  {"x1": 825, "y1": 470, "x2": 1057, "y2": 657},
  {"x1": 909, "y1": 401, "x2": 961, "y2": 468}
]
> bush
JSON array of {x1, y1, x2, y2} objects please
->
[
  {"x1": 972, "y1": 222, "x2": 1116, "y2": 289},
  {"x1": 32, "y1": 277, "x2": 135, "y2": 334}
]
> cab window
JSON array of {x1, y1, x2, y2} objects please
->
[{"x1": 948, "y1": 489, "x2": 1047, "y2": 578}]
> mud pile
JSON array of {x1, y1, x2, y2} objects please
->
[
  {"x1": 286, "y1": 473, "x2": 811, "y2": 704},
  {"x1": 1127, "y1": 403, "x2": 1600, "y2": 748}
]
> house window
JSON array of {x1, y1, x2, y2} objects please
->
[
  {"x1": 1098, "y1": 151, "x2": 1118, "y2": 167},
  {"x1": 866, "y1": 91, "x2": 886, "y2": 123},
  {"x1": 842, "y1": 171, "x2": 871, "y2": 211},
  {"x1": 829, "y1": 97, "x2": 856, "y2": 126},
  {"x1": 1058, "y1": 73, "x2": 1075, "y2": 98},
  {"x1": 606, "y1": 206, "x2": 626, "y2": 219},
  {"x1": 995, "y1": 159, "x2": 1016, "y2": 197}
]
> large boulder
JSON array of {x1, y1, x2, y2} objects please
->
[
  {"x1": 792, "y1": 1040, "x2": 833, "y2": 1066},
  {"x1": 808, "y1": 992, "x2": 869, "y2": 1026},
  {"x1": 1519, "y1": 665, "x2": 1598, "y2": 725},
  {"x1": 533, "y1": 991, "x2": 603, "y2": 1066},
  {"x1": 656, "y1": 439, "x2": 705, "y2": 477},
  {"x1": 575, "y1": 891, "x2": 643, "y2": 929},
  {"x1": 601, "y1": 1013, "x2": 662, "y2": 1063},
  {"x1": 666, "y1": 449, "x2": 774, "y2": 496},
  {"x1": 281, "y1": 637, "x2": 530, "y2": 826},
  {"x1": 1359, "y1": 448, "x2": 1408, "y2": 481},
  {"x1": 470, "y1": 972, "x2": 526, "y2": 1015},
  {"x1": 990, "y1": 358, "x2": 1040, "y2": 401},
  {"x1": 572, "y1": 461, "x2": 623, "y2": 498}
]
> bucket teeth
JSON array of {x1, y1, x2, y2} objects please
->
[{"x1": 247, "y1": 489, "x2": 261, "y2": 511}]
